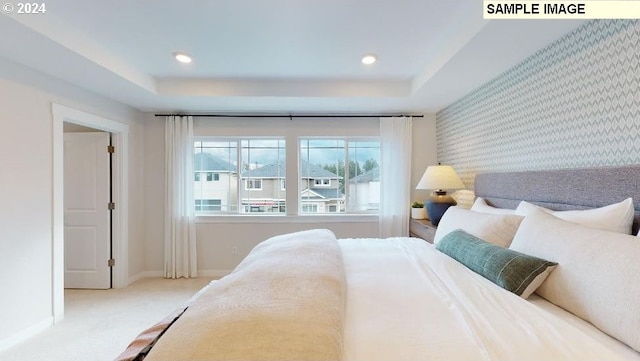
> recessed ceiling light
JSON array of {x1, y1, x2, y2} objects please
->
[
  {"x1": 173, "y1": 52, "x2": 192, "y2": 64},
  {"x1": 362, "y1": 54, "x2": 377, "y2": 65}
]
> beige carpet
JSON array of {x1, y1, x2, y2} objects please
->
[{"x1": 0, "y1": 277, "x2": 214, "y2": 361}]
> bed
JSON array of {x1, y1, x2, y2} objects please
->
[{"x1": 117, "y1": 165, "x2": 640, "y2": 361}]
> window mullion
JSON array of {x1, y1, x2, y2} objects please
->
[
  {"x1": 236, "y1": 139, "x2": 242, "y2": 213},
  {"x1": 344, "y1": 141, "x2": 349, "y2": 214},
  {"x1": 286, "y1": 135, "x2": 299, "y2": 216}
]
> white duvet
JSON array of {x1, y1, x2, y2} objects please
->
[{"x1": 339, "y1": 237, "x2": 640, "y2": 361}]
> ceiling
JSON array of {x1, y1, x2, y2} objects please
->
[{"x1": 0, "y1": 1, "x2": 586, "y2": 114}]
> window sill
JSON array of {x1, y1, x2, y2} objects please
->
[{"x1": 195, "y1": 214, "x2": 378, "y2": 224}]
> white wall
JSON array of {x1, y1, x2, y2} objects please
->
[
  {"x1": 411, "y1": 114, "x2": 438, "y2": 204},
  {"x1": 142, "y1": 113, "x2": 166, "y2": 273},
  {"x1": 0, "y1": 56, "x2": 144, "y2": 349},
  {"x1": 143, "y1": 114, "x2": 438, "y2": 274}
]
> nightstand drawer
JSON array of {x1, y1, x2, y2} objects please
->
[{"x1": 409, "y1": 219, "x2": 436, "y2": 243}]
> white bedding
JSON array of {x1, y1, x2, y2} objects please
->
[{"x1": 339, "y1": 237, "x2": 640, "y2": 361}]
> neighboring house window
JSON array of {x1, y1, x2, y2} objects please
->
[
  {"x1": 194, "y1": 172, "x2": 201, "y2": 181},
  {"x1": 314, "y1": 179, "x2": 331, "y2": 187},
  {"x1": 194, "y1": 138, "x2": 286, "y2": 214},
  {"x1": 299, "y1": 138, "x2": 380, "y2": 214},
  {"x1": 281, "y1": 179, "x2": 286, "y2": 190},
  {"x1": 245, "y1": 179, "x2": 262, "y2": 190},
  {"x1": 195, "y1": 199, "x2": 222, "y2": 211},
  {"x1": 302, "y1": 204, "x2": 318, "y2": 213}
]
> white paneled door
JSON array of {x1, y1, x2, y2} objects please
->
[{"x1": 64, "y1": 132, "x2": 111, "y2": 289}]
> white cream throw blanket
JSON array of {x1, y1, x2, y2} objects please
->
[{"x1": 145, "y1": 229, "x2": 347, "y2": 361}]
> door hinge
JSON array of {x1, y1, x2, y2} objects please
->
[
  {"x1": 108, "y1": 259, "x2": 115, "y2": 267},
  {"x1": 107, "y1": 145, "x2": 115, "y2": 153},
  {"x1": 108, "y1": 202, "x2": 115, "y2": 210}
]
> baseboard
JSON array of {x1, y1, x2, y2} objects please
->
[
  {"x1": 0, "y1": 317, "x2": 53, "y2": 353},
  {"x1": 128, "y1": 270, "x2": 229, "y2": 284}
]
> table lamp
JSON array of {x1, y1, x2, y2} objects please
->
[{"x1": 416, "y1": 165, "x2": 465, "y2": 226}]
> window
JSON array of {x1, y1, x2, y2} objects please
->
[
  {"x1": 194, "y1": 140, "x2": 238, "y2": 213},
  {"x1": 301, "y1": 204, "x2": 318, "y2": 213},
  {"x1": 194, "y1": 138, "x2": 285, "y2": 214},
  {"x1": 299, "y1": 139, "x2": 380, "y2": 214},
  {"x1": 205, "y1": 172, "x2": 220, "y2": 181},
  {"x1": 195, "y1": 199, "x2": 221, "y2": 211},
  {"x1": 314, "y1": 179, "x2": 331, "y2": 187},
  {"x1": 245, "y1": 179, "x2": 262, "y2": 190},
  {"x1": 194, "y1": 136, "x2": 379, "y2": 216}
]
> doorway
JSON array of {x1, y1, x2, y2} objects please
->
[
  {"x1": 52, "y1": 104, "x2": 129, "y2": 322},
  {"x1": 63, "y1": 124, "x2": 112, "y2": 289}
]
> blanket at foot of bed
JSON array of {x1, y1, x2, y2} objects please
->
[{"x1": 144, "y1": 229, "x2": 346, "y2": 361}]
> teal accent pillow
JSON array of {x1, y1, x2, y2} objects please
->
[{"x1": 436, "y1": 229, "x2": 557, "y2": 298}]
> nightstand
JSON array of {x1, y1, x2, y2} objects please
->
[{"x1": 409, "y1": 219, "x2": 437, "y2": 243}]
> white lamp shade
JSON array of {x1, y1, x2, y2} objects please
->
[{"x1": 416, "y1": 165, "x2": 464, "y2": 190}]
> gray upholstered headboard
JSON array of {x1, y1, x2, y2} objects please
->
[{"x1": 474, "y1": 165, "x2": 640, "y2": 235}]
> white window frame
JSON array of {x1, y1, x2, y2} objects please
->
[
  {"x1": 192, "y1": 117, "x2": 380, "y2": 220},
  {"x1": 194, "y1": 137, "x2": 285, "y2": 215}
]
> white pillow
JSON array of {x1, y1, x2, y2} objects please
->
[
  {"x1": 470, "y1": 197, "x2": 516, "y2": 215},
  {"x1": 515, "y1": 198, "x2": 635, "y2": 234},
  {"x1": 509, "y1": 209, "x2": 640, "y2": 353},
  {"x1": 434, "y1": 206, "x2": 523, "y2": 247}
]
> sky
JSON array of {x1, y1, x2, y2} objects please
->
[{"x1": 195, "y1": 139, "x2": 380, "y2": 168}]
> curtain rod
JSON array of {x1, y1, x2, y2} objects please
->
[{"x1": 154, "y1": 113, "x2": 424, "y2": 118}]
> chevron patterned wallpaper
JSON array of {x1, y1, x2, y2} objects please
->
[{"x1": 437, "y1": 20, "x2": 640, "y2": 203}]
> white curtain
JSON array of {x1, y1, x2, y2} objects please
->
[
  {"x1": 164, "y1": 116, "x2": 197, "y2": 278},
  {"x1": 379, "y1": 116, "x2": 412, "y2": 237}
]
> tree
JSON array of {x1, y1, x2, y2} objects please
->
[
  {"x1": 322, "y1": 160, "x2": 365, "y2": 193},
  {"x1": 363, "y1": 158, "x2": 378, "y2": 172}
]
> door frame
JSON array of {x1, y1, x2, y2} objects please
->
[{"x1": 52, "y1": 103, "x2": 129, "y2": 323}]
